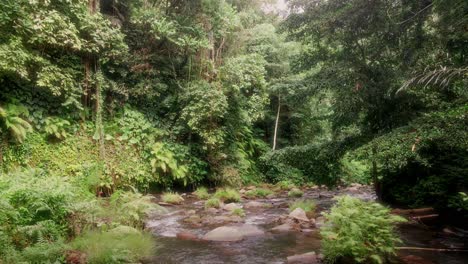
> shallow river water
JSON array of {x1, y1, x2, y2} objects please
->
[{"x1": 145, "y1": 186, "x2": 468, "y2": 264}]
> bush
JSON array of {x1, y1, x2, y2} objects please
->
[
  {"x1": 205, "y1": 198, "x2": 221, "y2": 209},
  {"x1": 288, "y1": 188, "x2": 304, "y2": 198},
  {"x1": 320, "y1": 196, "x2": 406, "y2": 263},
  {"x1": 194, "y1": 187, "x2": 210, "y2": 200},
  {"x1": 161, "y1": 192, "x2": 184, "y2": 204},
  {"x1": 245, "y1": 188, "x2": 273, "y2": 198},
  {"x1": 71, "y1": 229, "x2": 155, "y2": 264},
  {"x1": 214, "y1": 188, "x2": 241, "y2": 203}
]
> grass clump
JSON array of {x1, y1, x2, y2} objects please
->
[
  {"x1": 289, "y1": 199, "x2": 316, "y2": 213},
  {"x1": 288, "y1": 188, "x2": 304, "y2": 198},
  {"x1": 161, "y1": 192, "x2": 184, "y2": 204},
  {"x1": 71, "y1": 229, "x2": 155, "y2": 264},
  {"x1": 275, "y1": 180, "x2": 296, "y2": 190},
  {"x1": 194, "y1": 187, "x2": 210, "y2": 199},
  {"x1": 214, "y1": 188, "x2": 241, "y2": 203},
  {"x1": 320, "y1": 196, "x2": 406, "y2": 264},
  {"x1": 205, "y1": 198, "x2": 221, "y2": 209},
  {"x1": 231, "y1": 208, "x2": 245, "y2": 217},
  {"x1": 245, "y1": 188, "x2": 273, "y2": 198}
]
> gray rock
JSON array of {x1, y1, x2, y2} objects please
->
[
  {"x1": 203, "y1": 224, "x2": 264, "y2": 242},
  {"x1": 287, "y1": 252, "x2": 318, "y2": 264},
  {"x1": 203, "y1": 226, "x2": 244, "y2": 242},
  {"x1": 289, "y1": 208, "x2": 309, "y2": 222},
  {"x1": 223, "y1": 203, "x2": 242, "y2": 211}
]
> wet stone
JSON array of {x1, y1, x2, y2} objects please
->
[
  {"x1": 176, "y1": 231, "x2": 199, "y2": 241},
  {"x1": 287, "y1": 252, "x2": 318, "y2": 264},
  {"x1": 289, "y1": 208, "x2": 309, "y2": 222}
]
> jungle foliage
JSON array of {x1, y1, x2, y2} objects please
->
[{"x1": 0, "y1": 0, "x2": 467, "y2": 261}]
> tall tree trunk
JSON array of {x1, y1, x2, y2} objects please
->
[
  {"x1": 83, "y1": 0, "x2": 99, "y2": 112},
  {"x1": 86, "y1": 0, "x2": 105, "y2": 160},
  {"x1": 372, "y1": 145, "x2": 381, "y2": 201},
  {"x1": 273, "y1": 95, "x2": 281, "y2": 150}
]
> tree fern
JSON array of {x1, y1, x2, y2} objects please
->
[{"x1": 0, "y1": 104, "x2": 33, "y2": 143}]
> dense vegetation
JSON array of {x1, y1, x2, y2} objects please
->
[{"x1": 0, "y1": 0, "x2": 466, "y2": 262}]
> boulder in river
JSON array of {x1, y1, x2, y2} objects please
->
[
  {"x1": 289, "y1": 208, "x2": 309, "y2": 222},
  {"x1": 287, "y1": 252, "x2": 318, "y2": 264},
  {"x1": 203, "y1": 226, "x2": 244, "y2": 242},
  {"x1": 223, "y1": 203, "x2": 242, "y2": 211},
  {"x1": 203, "y1": 224, "x2": 265, "y2": 242}
]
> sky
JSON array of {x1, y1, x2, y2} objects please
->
[{"x1": 263, "y1": 0, "x2": 289, "y2": 15}]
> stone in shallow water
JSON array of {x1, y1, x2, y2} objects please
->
[
  {"x1": 223, "y1": 203, "x2": 242, "y2": 211},
  {"x1": 203, "y1": 226, "x2": 244, "y2": 242},
  {"x1": 176, "y1": 231, "x2": 199, "y2": 241},
  {"x1": 271, "y1": 223, "x2": 295, "y2": 232},
  {"x1": 287, "y1": 252, "x2": 318, "y2": 264},
  {"x1": 289, "y1": 208, "x2": 309, "y2": 222},
  {"x1": 203, "y1": 224, "x2": 265, "y2": 242}
]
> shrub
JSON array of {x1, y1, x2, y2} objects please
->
[
  {"x1": 320, "y1": 196, "x2": 406, "y2": 264},
  {"x1": 288, "y1": 188, "x2": 304, "y2": 198},
  {"x1": 205, "y1": 198, "x2": 221, "y2": 209},
  {"x1": 194, "y1": 187, "x2": 210, "y2": 200},
  {"x1": 20, "y1": 241, "x2": 67, "y2": 264},
  {"x1": 289, "y1": 199, "x2": 316, "y2": 213},
  {"x1": 214, "y1": 188, "x2": 241, "y2": 203},
  {"x1": 0, "y1": 169, "x2": 86, "y2": 262},
  {"x1": 108, "y1": 191, "x2": 166, "y2": 228},
  {"x1": 161, "y1": 192, "x2": 184, "y2": 204},
  {"x1": 71, "y1": 229, "x2": 155, "y2": 264},
  {"x1": 231, "y1": 208, "x2": 245, "y2": 217},
  {"x1": 245, "y1": 188, "x2": 273, "y2": 198}
]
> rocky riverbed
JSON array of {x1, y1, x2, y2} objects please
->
[{"x1": 145, "y1": 185, "x2": 468, "y2": 264}]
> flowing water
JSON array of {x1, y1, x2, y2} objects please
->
[{"x1": 145, "y1": 186, "x2": 468, "y2": 264}]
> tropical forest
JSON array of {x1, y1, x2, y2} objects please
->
[{"x1": 0, "y1": 0, "x2": 467, "y2": 263}]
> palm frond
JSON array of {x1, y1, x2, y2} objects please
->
[{"x1": 397, "y1": 66, "x2": 468, "y2": 94}]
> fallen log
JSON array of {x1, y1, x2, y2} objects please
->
[
  {"x1": 392, "y1": 208, "x2": 435, "y2": 216},
  {"x1": 410, "y1": 214, "x2": 439, "y2": 220},
  {"x1": 397, "y1": 247, "x2": 468, "y2": 252}
]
